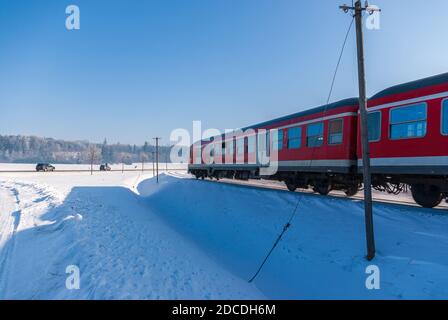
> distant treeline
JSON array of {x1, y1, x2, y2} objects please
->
[{"x1": 0, "y1": 135, "x2": 173, "y2": 164}]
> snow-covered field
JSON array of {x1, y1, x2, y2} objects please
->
[
  {"x1": 0, "y1": 164, "x2": 447, "y2": 299},
  {"x1": 0, "y1": 162, "x2": 188, "y2": 171}
]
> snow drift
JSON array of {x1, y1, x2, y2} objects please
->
[
  {"x1": 138, "y1": 173, "x2": 448, "y2": 299},
  {"x1": 0, "y1": 178, "x2": 262, "y2": 299},
  {"x1": 1, "y1": 171, "x2": 447, "y2": 299}
]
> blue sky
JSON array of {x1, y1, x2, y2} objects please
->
[{"x1": 0, "y1": 0, "x2": 447, "y2": 145}]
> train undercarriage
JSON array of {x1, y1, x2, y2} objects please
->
[{"x1": 189, "y1": 167, "x2": 448, "y2": 209}]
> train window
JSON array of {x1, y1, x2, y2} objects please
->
[
  {"x1": 271, "y1": 129, "x2": 283, "y2": 151},
  {"x1": 226, "y1": 140, "x2": 234, "y2": 155},
  {"x1": 443, "y1": 100, "x2": 448, "y2": 135},
  {"x1": 328, "y1": 119, "x2": 343, "y2": 145},
  {"x1": 236, "y1": 138, "x2": 245, "y2": 155},
  {"x1": 247, "y1": 136, "x2": 256, "y2": 153},
  {"x1": 368, "y1": 111, "x2": 381, "y2": 141},
  {"x1": 390, "y1": 103, "x2": 427, "y2": 140},
  {"x1": 306, "y1": 122, "x2": 324, "y2": 147},
  {"x1": 215, "y1": 143, "x2": 221, "y2": 155},
  {"x1": 287, "y1": 127, "x2": 301, "y2": 149},
  {"x1": 195, "y1": 146, "x2": 202, "y2": 164}
]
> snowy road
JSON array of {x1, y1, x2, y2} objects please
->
[{"x1": 0, "y1": 168, "x2": 447, "y2": 299}]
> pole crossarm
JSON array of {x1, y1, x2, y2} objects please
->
[{"x1": 339, "y1": 2, "x2": 381, "y2": 14}]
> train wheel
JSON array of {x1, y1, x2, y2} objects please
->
[
  {"x1": 410, "y1": 184, "x2": 443, "y2": 208},
  {"x1": 313, "y1": 182, "x2": 331, "y2": 196},
  {"x1": 344, "y1": 185, "x2": 359, "y2": 197}
]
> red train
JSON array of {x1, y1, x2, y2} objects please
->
[{"x1": 188, "y1": 73, "x2": 448, "y2": 208}]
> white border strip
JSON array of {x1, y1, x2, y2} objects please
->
[
  {"x1": 358, "y1": 156, "x2": 448, "y2": 166},
  {"x1": 276, "y1": 112, "x2": 357, "y2": 130},
  {"x1": 214, "y1": 112, "x2": 357, "y2": 142},
  {"x1": 189, "y1": 159, "x2": 356, "y2": 168},
  {"x1": 277, "y1": 159, "x2": 356, "y2": 167},
  {"x1": 368, "y1": 91, "x2": 448, "y2": 112}
]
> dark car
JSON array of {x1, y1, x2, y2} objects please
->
[
  {"x1": 100, "y1": 163, "x2": 111, "y2": 171},
  {"x1": 36, "y1": 163, "x2": 55, "y2": 172}
]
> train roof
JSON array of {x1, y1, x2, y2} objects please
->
[
  {"x1": 197, "y1": 97, "x2": 358, "y2": 144},
  {"x1": 200, "y1": 73, "x2": 448, "y2": 144},
  {"x1": 370, "y1": 72, "x2": 448, "y2": 100},
  {"x1": 241, "y1": 97, "x2": 359, "y2": 130}
]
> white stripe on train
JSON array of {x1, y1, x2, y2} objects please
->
[
  {"x1": 190, "y1": 157, "x2": 448, "y2": 168},
  {"x1": 368, "y1": 91, "x2": 448, "y2": 112},
  {"x1": 357, "y1": 156, "x2": 448, "y2": 166}
]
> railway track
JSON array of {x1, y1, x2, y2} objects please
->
[{"x1": 191, "y1": 175, "x2": 448, "y2": 211}]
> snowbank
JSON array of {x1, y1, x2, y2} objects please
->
[
  {"x1": 0, "y1": 177, "x2": 262, "y2": 299},
  {"x1": 137, "y1": 173, "x2": 448, "y2": 299}
]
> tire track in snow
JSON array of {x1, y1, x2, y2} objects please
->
[
  {"x1": 0, "y1": 183, "x2": 22, "y2": 297},
  {"x1": 0, "y1": 180, "x2": 62, "y2": 298}
]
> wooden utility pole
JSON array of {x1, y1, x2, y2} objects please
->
[
  {"x1": 153, "y1": 137, "x2": 161, "y2": 183},
  {"x1": 152, "y1": 151, "x2": 155, "y2": 176},
  {"x1": 340, "y1": 1, "x2": 380, "y2": 261}
]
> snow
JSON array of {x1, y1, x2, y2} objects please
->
[
  {"x1": 138, "y1": 173, "x2": 448, "y2": 299},
  {"x1": 0, "y1": 169, "x2": 261, "y2": 299},
  {"x1": 0, "y1": 162, "x2": 187, "y2": 172},
  {"x1": 0, "y1": 164, "x2": 447, "y2": 299}
]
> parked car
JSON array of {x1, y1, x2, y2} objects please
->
[
  {"x1": 36, "y1": 163, "x2": 55, "y2": 172},
  {"x1": 100, "y1": 163, "x2": 111, "y2": 171}
]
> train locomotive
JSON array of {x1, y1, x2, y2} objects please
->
[{"x1": 188, "y1": 73, "x2": 448, "y2": 208}]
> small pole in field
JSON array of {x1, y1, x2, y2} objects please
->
[
  {"x1": 340, "y1": 0, "x2": 380, "y2": 261},
  {"x1": 152, "y1": 151, "x2": 155, "y2": 176},
  {"x1": 153, "y1": 137, "x2": 161, "y2": 183},
  {"x1": 165, "y1": 149, "x2": 168, "y2": 172}
]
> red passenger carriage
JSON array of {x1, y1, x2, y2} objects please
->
[{"x1": 188, "y1": 73, "x2": 448, "y2": 208}]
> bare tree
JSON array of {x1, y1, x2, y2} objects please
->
[
  {"x1": 88, "y1": 145, "x2": 101, "y2": 175},
  {"x1": 140, "y1": 153, "x2": 148, "y2": 172},
  {"x1": 120, "y1": 152, "x2": 129, "y2": 173}
]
